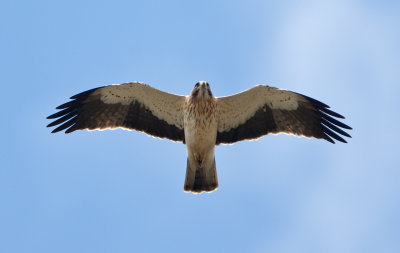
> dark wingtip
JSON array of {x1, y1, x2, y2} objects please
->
[
  {"x1": 47, "y1": 87, "x2": 103, "y2": 134},
  {"x1": 339, "y1": 122, "x2": 352, "y2": 130},
  {"x1": 70, "y1": 87, "x2": 100, "y2": 99},
  {"x1": 65, "y1": 126, "x2": 77, "y2": 134},
  {"x1": 295, "y1": 91, "x2": 352, "y2": 144},
  {"x1": 313, "y1": 102, "x2": 352, "y2": 144},
  {"x1": 321, "y1": 108, "x2": 345, "y2": 119},
  {"x1": 297, "y1": 93, "x2": 329, "y2": 108},
  {"x1": 321, "y1": 118, "x2": 352, "y2": 138},
  {"x1": 56, "y1": 100, "x2": 75, "y2": 110},
  {"x1": 323, "y1": 134, "x2": 335, "y2": 144}
]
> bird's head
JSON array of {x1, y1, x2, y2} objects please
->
[{"x1": 191, "y1": 81, "x2": 213, "y2": 100}]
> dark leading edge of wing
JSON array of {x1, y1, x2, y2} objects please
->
[
  {"x1": 216, "y1": 93, "x2": 352, "y2": 145},
  {"x1": 47, "y1": 87, "x2": 185, "y2": 142}
]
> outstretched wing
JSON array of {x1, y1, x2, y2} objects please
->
[
  {"x1": 216, "y1": 85, "x2": 352, "y2": 144},
  {"x1": 47, "y1": 82, "x2": 186, "y2": 142}
]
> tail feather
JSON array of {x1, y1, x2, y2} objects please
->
[{"x1": 184, "y1": 158, "x2": 218, "y2": 193}]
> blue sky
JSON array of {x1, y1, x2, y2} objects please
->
[{"x1": 1, "y1": 0, "x2": 399, "y2": 252}]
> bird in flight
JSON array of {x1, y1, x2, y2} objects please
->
[{"x1": 47, "y1": 81, "x2": 351, "y2": 193}]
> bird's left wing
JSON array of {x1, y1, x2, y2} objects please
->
[
  {"x1": 47, "y1": 82, "x2": 186, "y2": 142},
  {"x1": 216, "y1": 85, "x2": 351, "y2": 144}
]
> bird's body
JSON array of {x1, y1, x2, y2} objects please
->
[
  {"x1": 184, "y1": 82, "x2": 219, "y2": 192},
  {"x1": 47, "y1": 81, "x2": 352, "y2": 193},
  {"x1": 184, "y1": 89, "x2": 217, "y2": 159}
]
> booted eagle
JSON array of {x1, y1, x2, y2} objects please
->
[{"x1": 47, "y1": 81, "x2": 351, "y2": 193}]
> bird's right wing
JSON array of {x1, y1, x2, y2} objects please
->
[{"x1": 47, "y1": 82, "x2": 186, "y2": 142}]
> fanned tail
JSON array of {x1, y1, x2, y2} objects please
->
[{"x1": 184, "y1": 158, "x2": 218, "y2": 193}]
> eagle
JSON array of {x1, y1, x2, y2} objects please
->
[{"x1": 47, "y1": 81, "x2": 351, "y2": 193}]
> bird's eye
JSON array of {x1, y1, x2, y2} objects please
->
[
  {"x1": 195, "y1": 83, "x2": 200, "y2": 88},
  {"x1": 206, "y1": 83, "x2": 209, "y2": 87}
]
